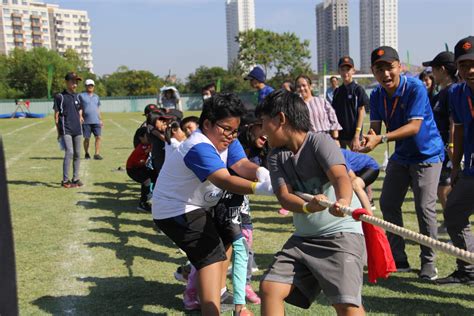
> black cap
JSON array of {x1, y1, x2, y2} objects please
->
[
  {"x1": 64, "y1": 72, "x2": 82, "y2": 81},
  {"x1": 338, "y1": 56, "x2": 354, "y2": 68},
  {"x1": 454, "y1": 36, "x2": 474, "y2": 62},
  {"x1": 166, "y1": 109, "x2": 183, "y2": 122},
  {"x1": 422, "y1": 51, "x2": 455, "y2": 67},
  {"x1": 143, "y1": 103, "x2": 159, "y2": 115},
  {"x1": 371, "y1": 46, "x2": 400, "y2": 66}
]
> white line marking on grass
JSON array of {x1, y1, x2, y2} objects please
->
[
  {"x1": 108, "y1": 119, "x2": 130, "y2": 135},
  {"x1": 3, "y1": 121, "x2": 44, "y2": 136},
  {"x1": 129, "y1": 118, "x2": 142, "y2": 124},
  {"x1": 6, "y1": 127, "x2": 56, "y2": 168}
]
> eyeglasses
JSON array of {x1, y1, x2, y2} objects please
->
[{"x1": 215, "y1": 122, "x2": 239, "y2": 138}]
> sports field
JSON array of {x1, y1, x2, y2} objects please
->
[{"x1": 1, "y1": 112, "x2": 472, "y2": 315}]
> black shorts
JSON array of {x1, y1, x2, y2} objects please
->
[
  {"x1": 355, "y1": 167, "x2": 379, "y2": 187},
  {"x1": 126, "y1": 167, "x2": 153, "y2": 184},
  {"x1": 154, "y1": 208, "x2": 227, "y2": 270},
  {"x1": 212, "y1": 200, "x2": 243, "y2": 246},
  {"x1": 82, "y1": 124, "x2": 101, "y2": 138}
]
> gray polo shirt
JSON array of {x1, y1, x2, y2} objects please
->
[{"x1": 268, "y1": 132, "x2": 363, "y2": 237}]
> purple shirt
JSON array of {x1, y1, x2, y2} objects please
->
[{"x1": 305, "y1": 96, "x2": 342, "y2": 133}]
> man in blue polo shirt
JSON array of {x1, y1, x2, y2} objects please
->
[
  {"x1": 361, "y1": 46, "x2": 444, "y2": 281},
  {"x1": 244, "y1": 66, "x2": 274, "y2": 104},
  {"x1": 79, "y1": 79, "x2": 103, "y2": 160},
  {"x1": 437, "y1": 36, "x2": 474, "y2": 286}
]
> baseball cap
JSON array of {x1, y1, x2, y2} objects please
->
[
  {"x1": 454, "y1": 36, "x2": 474, "y2": 62},
  {"x1": 371, "y1": 46, "x2": 400, "y2": 66},
  {"x1": 422, "y1": 51, "x2": 455, "y2": 67},
  {"x1": 64, "y1": 72, "x2": 82, "y2": 81},
  {"x1": 338, "y1": 56, "x2": 354, "y2": 68},
  {"x1": 85, "y1": 79, "x2": 95, "y2": 86},
  {"x1": 244, "y1": 67, "x2": 266, "y2": 83},
  {"x1": 143, "y1": 103, "x2": 159, "y2": 116}
]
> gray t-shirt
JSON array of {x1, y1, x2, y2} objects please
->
[
  {"x1": 268, "y1": 132, "x2": 363, "y2": 237},
  {"x1": 78, "y1": 92, "x2": 101, "y2": 124}
]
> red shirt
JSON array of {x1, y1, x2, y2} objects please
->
[{"x1": 126, "y1": 144, "x2": 151, "y2": 169}]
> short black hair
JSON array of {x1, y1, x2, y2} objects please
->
[
  {"x1": 135, "y1": 126, "x2": 148, "y2": 139},
  {"x1": 255, "y1": 89, "x2": 311, "y2": 132},
  {"x1": 202, "y1": 83, "x2": 216, "y2": 94},
  {"x1": 281, "y1": 79, "x2": 294, "y2": 92},
  {"x1": 146, "y1": 111, "x2": 161, "y2": 127},
  {"x1": 180, "y1": 115, "x2": 199, "y2": 130},
  {"x1": 198, "y1": 93, "x2": 246, "y2": 127},
  {"x1": 329, "y1": 76, "x2": 338, "y2": 81}
]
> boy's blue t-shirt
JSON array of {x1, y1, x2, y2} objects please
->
[
  {"x1": 52, "y1": 90, "x2": 82, "y2": 136},
  {"x1": 449, "y1": 83, "x2": 474, "y2": 177},
  {"x1": 341, "y1": 149, "x2": 379, "y2": 173},
  {"x1": 258, "y1": 85, "x2": 274, "y2": 104},
  {"x1": 370, "y1": 75, "x2": 444, "y2": 164}
]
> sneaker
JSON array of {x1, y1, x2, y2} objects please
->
[
  {"x1": 174, "y1": 265, "x2": 191, "y2": 283},
  {"x1": 395, "y1": 261, "x2": 412, "y2": 272},
  {"x1": 370, "y1": 199, "x2": 376, "y2": 211},
  {"x1": 233, "y1": 307, "x2": 254, "y2": 316},
  {"x1": 137, "y1": 201, "x2": 151, "y2": 212},
  {"x1": 419, "y1": 264, "x2": 438, "y2": 281},
  {"x1": 245, "y1": 284, "x2": 261, "y2": 304},
  {"x1": 278, "y1": 208, "x2": 289, "y2": 216},
  {"x1": 61, "y1": 180, "x2": 72, "y2": 188},
  {"x1": 93, "y1": 154, "x2": 103, "y2": 160},
  {"x1": 221, "y1": 290, "x2": 234, "y2": 308},
  {"x1": 183, "y1": 288, "x2": 200, "y2": 311},
  {"x1": 84, "y1": 153, "x2": 91, "y2": 160},
  {"x1": 436, "y1": 270, "x2": 474, "y2": 286},
  {"x1": 71, "y1": 179, "x2": 84, "y2": 187}
]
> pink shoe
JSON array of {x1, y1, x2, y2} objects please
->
[
  {"x1": 245, "y1": 284, "x2": 261, "y2": 304},
  {"x1": 278, "y1": 208, "x2": 289, "y2": 216},
  {"x1": 183, "y1": 288, "x2": 200, "y2": 310}
]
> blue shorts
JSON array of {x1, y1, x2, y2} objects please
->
[{"x1": 82, "y1": 124, "x2": 101, "y2": 138}]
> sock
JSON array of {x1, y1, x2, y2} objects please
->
[{"x1": 221, "y1": 287, "x2": 227, "y2": 296}]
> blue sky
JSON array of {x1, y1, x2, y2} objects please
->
[{"x1": 49, "y1": 0, "x2": 474, "y2": 79}]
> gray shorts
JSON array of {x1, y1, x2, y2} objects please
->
[{"x1": 262, "y1": 232, "x2": 366, "y2": 309}]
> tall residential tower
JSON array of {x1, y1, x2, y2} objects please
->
[
  {"x1": 0, "y1": 0, "x2": 93, "y2": 71},
  {"x1": 315, "y1": 0, "x2": 349, "y2": 74},
  {"x1": 360, "y1": 0, "x2": 398, "y2": 73},
  {"x1": 225, "y1": 0, "x2": 255, "y2": 69}
]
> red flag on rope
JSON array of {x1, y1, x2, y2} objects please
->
[{"x1": 352, "y1": 208, "x2": 396, "y2": 283}]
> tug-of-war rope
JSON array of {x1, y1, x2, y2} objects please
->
[{"x1": 296, "y1": 192, "x2": 474, "y2": 265}]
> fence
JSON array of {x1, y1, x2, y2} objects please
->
[{"x1": 0, "y1": 92, "x2": 258, "y2": 115}]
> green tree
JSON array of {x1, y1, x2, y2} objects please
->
[
  {"x1": 237, "y1": 29, "x2": 312, "y2": 77},
  {"x1": 102, "y1": 66, "x2": 164, "y2": 96},
  {"x1": 186, "y1": 66, "x2": 250, "y2": 94}
]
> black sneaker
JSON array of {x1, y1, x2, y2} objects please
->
[
  {"x1": 61, "y1": 180, "x2": 72, "y2": 188},
  {"x1": 395, "y1": 261, "x2": 412, "y2": 272},
  {"x1": 84, "y1": 153, "x2": 91, "y2": 160},
  {"x1": 71, "y1": 179, "x2": 84, "y2": 187},
  {"x1": 436, "y1": 270, "x2": 474, "y2": 286},
  {"x1": 93, "y1": 154, "x2": 103, "y2": 160},
  {"x1": 419, "y1": 264, "x2": 438, "y2": 281},
  {"x1": 137, "y1": 201, "x2": 151, "y2": 212}
]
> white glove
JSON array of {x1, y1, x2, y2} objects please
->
[
  {"x1": 254, "y1": 180, "x2": 273, "y2": 196},
  {"x1": 256, "y1": 167, "x2": 271, "y2": 183}
]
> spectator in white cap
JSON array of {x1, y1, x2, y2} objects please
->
[{"x1": 78, "y1": 79, "x2": 103, "y2": 160}]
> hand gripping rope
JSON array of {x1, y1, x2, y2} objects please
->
[{"x1": 295, "y1": 192, "x2": 474, "y2": 265}]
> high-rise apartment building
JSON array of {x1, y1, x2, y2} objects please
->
[
  {"x1": 225, "y1": 0, "x2": 255, "y2": 69},
  {"x1": 360, "y1": 0, "x2": 398, "y2": 73},
  {"x1": 0, "y1": 0, "x2": 93, "y2": 71},
  {"x1": 315, "y1": 0, "x2": 349, "y2": 74}
]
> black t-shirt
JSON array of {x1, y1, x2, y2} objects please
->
[
  {"x1": 331, "y1": 82, "x2": 369, "y2": 141},
  {"x1": 430, "y1": 86, "x2": 451, "y2": 144},
  {"x1": 148, "y1": 129, "x2": 166, "y2": 173},
  {"x1": 53, "y1": 90, "x2": 82, "y2": 136}
]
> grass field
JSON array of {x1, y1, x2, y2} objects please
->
[{"x1": 1, "y1": 112, "x2": 473, "y2": 316}]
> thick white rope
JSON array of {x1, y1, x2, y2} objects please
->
[{"x1": 295, "y1": 192, "x2": 474, "y2": 265}]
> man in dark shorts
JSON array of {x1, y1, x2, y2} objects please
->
[{"x1": 79, "y1": 79, "x2": 103, "y2": 160}]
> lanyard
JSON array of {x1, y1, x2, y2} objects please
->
[
  {"x1": 467, "y1": 95, "x2": 474, "y2": 119},
  {"x1": 383, "y1": 77, "x2": 407, "y2": 131}
]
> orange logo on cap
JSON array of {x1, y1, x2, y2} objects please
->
[
  {"x1": 463, "y1": 42, "x2": 472, "y2": 51},
  {"x1": 377, "y1": 49, "x2": 385, "y2": 56}
]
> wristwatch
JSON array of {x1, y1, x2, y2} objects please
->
[{"x1": 381, "y1": 135, "x2": 388, "y2": 143}]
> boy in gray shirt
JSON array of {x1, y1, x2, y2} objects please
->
[{"x1": 256, "y1": 90, "x2": 366, "y2": 316}]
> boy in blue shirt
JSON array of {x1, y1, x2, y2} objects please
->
[
  {"x1": 361, "y1": 46, "x2": 444, "y2": 280},
  {"x1": 244, "y1": 67, "x2": 274, "y2": 104},
  {"x1": 437, "y1": 36, "x2": 474, "y2": 285}
]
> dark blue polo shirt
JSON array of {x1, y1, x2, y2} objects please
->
[
  {"x1": 430, "y1": 86, "x2": 451, "y2": 144},
  {"x1": 449, "y1": 83, "x2": 474, "y2": 177},
  {"x1": 370, "y1": 75, "x2": 444, "y2": 164},
  {"x1": 53, "y1": 90, "x2": 82, "y2": 136},
  {"x1": 331, "y1": 81, "x2": 370, "y2": 140}
]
